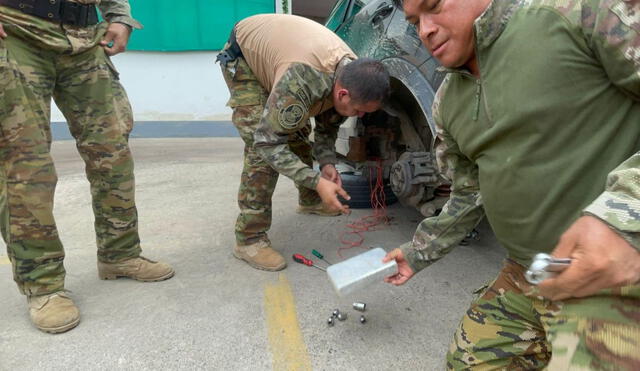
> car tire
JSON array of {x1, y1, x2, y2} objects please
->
[{"x1": 339, "y1": 172, "x2": 398, "y2": 209}]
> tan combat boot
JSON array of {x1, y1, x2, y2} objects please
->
[
  {"x1": 297, "y1": 202, "x2": 341, "y2": 216},
  {"x1": 233, "y1": 241, "x2": 287, "y2": 271},
  {"x1": 98, "y1": 256, "x2": 175, "y2": 281},
  {"x1": 28, "y1": 291, "x2": 80, "y2": 334}
]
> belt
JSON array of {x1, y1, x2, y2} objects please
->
[
  {"x1": 216, "y1": 27, "x2": 243, "y2": 66},
  {"x1": 0, "y1": 0, "x2": 99, "y2": 27}
]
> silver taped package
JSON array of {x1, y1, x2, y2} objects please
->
[{"x1": 327, "y1": 247, "x2": 397, "y2": 297}]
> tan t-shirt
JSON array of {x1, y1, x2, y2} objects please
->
[{"x1": 235, "y1": 14, "x2": 356, "y2": 92}]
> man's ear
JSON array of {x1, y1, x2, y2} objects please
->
[{"x1": 338, "y1": 88, "x2": 350, "y2": 99}]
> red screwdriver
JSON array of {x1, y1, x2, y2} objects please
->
[{"x1": 292, "y1": 254, "x2": 326, "y2": 272}]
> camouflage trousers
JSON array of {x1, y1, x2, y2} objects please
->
[
  {"x1": 0, "y1": 24, "x2": 141, "y2": 296},
  {"x1": 220, "y1": 56, "x2": 321, "y2": 246},
  {"x1": 447, "y1": 259, "x2": 640, "y2": 370}
]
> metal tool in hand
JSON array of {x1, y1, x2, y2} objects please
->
[
  {"x1": 525, "y1": 253, "x2": 572, "y2": 285},
  {"x1": 292, "y1": 254, "x2": 326, "y2": 272},
  {"x1": 312, "y1": 249, "x2": 332, "y2": 265}
]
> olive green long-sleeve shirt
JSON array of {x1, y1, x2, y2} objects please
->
[{"x1": 403, "y1": 0, "x2": 640, "y2": 272}]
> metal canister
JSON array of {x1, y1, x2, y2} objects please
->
[{"x1": 353, "y1": 302, "x2": 366, "y2": 312}]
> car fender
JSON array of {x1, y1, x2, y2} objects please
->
[{"x1": 381, "y1": 57, "x2": 437, "y2": 146}]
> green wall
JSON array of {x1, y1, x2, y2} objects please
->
[{"x1": 127, "y1": 1, "x2": 275, "y2": 51}]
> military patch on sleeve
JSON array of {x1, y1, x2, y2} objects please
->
[{"x1": 278, "y1": 104, "x2": 306, "y2": 130}]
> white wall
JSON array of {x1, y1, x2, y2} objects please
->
[
  {"x1": 48, "y1": 0, "x2": 337, "y2": 122},
  {"x1": 51, "y1": 51, "x2": 233, "y2": 122}
]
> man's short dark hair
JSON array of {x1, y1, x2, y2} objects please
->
[{"x1": 338, "y1": 58, "x2": 390, "y2": 104}]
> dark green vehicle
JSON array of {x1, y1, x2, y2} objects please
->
[{"x1": 325, "y1": 0, "x2": 448, "y2": 215}]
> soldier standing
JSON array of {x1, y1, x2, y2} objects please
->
[
  {"x1": 0, "y1": 0, "x2": 174, "y2": 333},
  {"x1": 219, "y1": 14, "x2": 390, "y2": 271},
  {"x1": 384, "y1": 0, "x2": 640, "y2": 369}
]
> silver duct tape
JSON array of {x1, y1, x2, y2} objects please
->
[{"x1": 327, "y1": 247, "x2": 397, "y2": 297}]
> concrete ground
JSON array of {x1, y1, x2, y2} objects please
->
[{"x1": 0, "y1": 138, "x2": 505, "y2": 370}]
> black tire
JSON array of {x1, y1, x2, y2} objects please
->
[{"x1": 339, "y1": 172, "x2": 398, "y2": 209}]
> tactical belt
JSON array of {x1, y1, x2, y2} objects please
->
[
  {"x1": 216, "y1": 27, "x2": 243, "y2": 66},
  {"x1": 0, "y1": 0, "x2": 99, "y2": 27}
]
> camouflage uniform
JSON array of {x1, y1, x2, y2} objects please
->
[
  {"x1": 221, "y1": 54, "x2": 346, "y2": 246},
  {"x1": 0, "y1": 1, "x2": 144, "y2": 296},
  {"x1": 398, "y1": 0, "x2": 640, "y2": 368},
  {"x1": 449, "y1": 260, "x2": 640, "y2": 370}
]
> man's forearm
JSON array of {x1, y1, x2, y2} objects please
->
[
  {"x1": 312, "y1": 122, "x2": 339, "y2": 167},
  {"x1": 402, "y1": 192, "x2": 484, "y2": 273},
  {"x1": 255, "y1": 142, "x2": 321, "y2": 190},
  {"x1": 584, "y1": 152, "x2": 640, "y2": 252}
]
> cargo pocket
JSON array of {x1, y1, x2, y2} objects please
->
[
  {"x1": 0, "y1": 43, "x2": 27, "y2": 145},
  {"x1": 104, "y1": 55, "x2": 120, "y2": 81},
  {"x1": 226, "y1": 58, "x2": 266, "y2": 108},
  {"x1": 0, "y1": 39, "x2": 7, "y2": 65},
  {"x1": 99, "y1": 54, "x2": 133, "y2": 136},
  {"x1": 0, "y1": 42, "x2": 8, "y2": 96},
  {"x1": 0, "y1": 43, "x2": 8, "y2": 142}
]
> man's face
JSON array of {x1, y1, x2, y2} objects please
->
[
  {"x1": 333, "y1": 89, "x2": 381, "y2": 118},
  {"x1": 403, "y1": 0, "x2": 490, "y2": 70}
]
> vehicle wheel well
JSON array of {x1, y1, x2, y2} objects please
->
[{"x1": 387, "y1": 77, "x2": 434, "y2": 152}]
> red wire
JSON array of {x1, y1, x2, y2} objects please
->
[{"x1": 337, "y1": 159, "x2": 390, "y2": 257}]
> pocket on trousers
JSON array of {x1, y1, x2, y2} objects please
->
[
  {"x1": 0, "y1": 44, "x2": 8, "y2": 142},
  {"x1": 0, "y1": 44, "x2": 23, "y2": 144},
  {"x1": 0, "y1": 42, "x2": 8, "y2": 93},
  {"x1": 104, "y1": 55, "x2": 120, "y2": 81},
  {"x1": 232, "y1": 58, "x2": 257, "y2": 82},
  {"x1": 226, "y1": 59, "x2": 265, "y2": 108}
]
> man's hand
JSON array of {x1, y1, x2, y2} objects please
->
[
  {"x1": 0, "y1": 24, "x2": 7, "y2": 39},
  {"x1": 538, "y1": 215, "x2": 640, "y2": 301},
  {"x1": 315, "y1": 177, "x2": 350, "y2": 214},
  {"x1": 100, "y1": 23, "x2": 131, "y2": 56},
  {"x1": 321, "y1": 164, "x2": 342, "y2": 187},
  {"x1": 383, "y1": 248, "x2": 415, "y2": 285}
]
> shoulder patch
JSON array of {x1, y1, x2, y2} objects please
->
[{"x1": 279, "y1": 103, "x2": 305, "y2": 129}]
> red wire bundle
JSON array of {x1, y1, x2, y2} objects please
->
[{"x1": 337, "y1": 159, "x2": 390, "y2": 257}]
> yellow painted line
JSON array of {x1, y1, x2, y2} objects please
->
[
  {"x1": 0, "y1": 256, "x2": 10, "y2": 265},
  {"x1": 264, "y1": 273, "x2": 312, "y2": 371}
]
